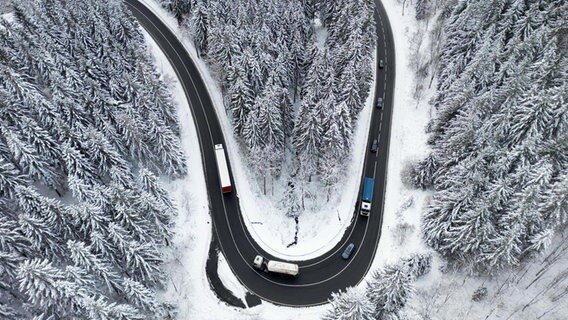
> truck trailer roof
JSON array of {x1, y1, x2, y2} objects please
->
[
  {"x1": 362, "y1": 177, "x2": 374, "y2": 202},
  {"x1": 267, "y1": 260, "x2": 299, "y2": 276},
  {"x1": 214, "y1": 144, "x2": 232, "y2": 193}
]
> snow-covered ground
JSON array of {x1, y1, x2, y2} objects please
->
[
  {"x1": 370, "y1": 0, "x2": 434, "y2": 267},
  {"x1": 139, "y1": 0, "x2": 568, "y2": 319}
]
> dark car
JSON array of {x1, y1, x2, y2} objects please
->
[
  {"x1": 376, "y1": 97, "x2": 383, "y2": 109},
  {"x1": 341, "y1": 243, "x2": 356, "y2": 260},
  {"x1": 371, "y1": 139, "x2": 378, "y2": 153},
  {"x1": 379, "y1": 59, "x2": 384, "y2": 69}
]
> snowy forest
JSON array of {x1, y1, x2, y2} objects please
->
[
  {"x1": 161, "y1": 0, "x2": 376, "y2": 214},
  {"x1": 0, "y1": 0, "x2": 185, "y2": 318},
  {"x1": 322, "y1": 0, "x2": 567, "y2": 318},
  {"x1": 412, "y1": 0, "x2": 568, "y2": 273}
]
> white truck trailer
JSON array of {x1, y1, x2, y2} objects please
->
[
  {"x1": 214, "y1": 144, "x2": 232, "y2": 193},
  {"x1": 253, "y1": 255, "x2": 299, "y2": 277}
]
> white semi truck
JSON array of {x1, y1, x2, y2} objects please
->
[
  {"x1": 253, "y1": 255, "x2": 299, "y2": 277},
  {"x1": 214, "y1": 144, "x2": 232, "y2": 193}
]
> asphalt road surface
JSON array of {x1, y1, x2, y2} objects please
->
[{"x1": 126, "y1": 0, "x2": 395, "y2": 307}]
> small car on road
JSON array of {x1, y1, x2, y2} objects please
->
[
  {"x1": 341, "y1": 243, "x2": 356, "y2": 260},
  {"x1": 376, "y1": 97, "x2": 383, "y2": 109},
  {"x1": 379, "y1": 59, "x2": 384, "y2": 68},
  {"x1": 371, "y1": 139, "x2": 378, "y2": 153}
]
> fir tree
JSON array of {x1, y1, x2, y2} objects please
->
[
  {"x1": 189, "y1": 0, "x2": 208, "y2": 56},
  {"x1": 0, "y1": 159, "x2": 28, "y2": 198},
  {"x1": 367, "y1": 263, "x2": 414, "y2": 319},
  {"x1": 16, "y1": 258, "x2": 65, "y2": 310},
  {"x1": 415, "y1": 0, "x2": 432, "y2": 20},
  {"x1": 322, "y1": 287, "x2": 375, "y2": 320}
]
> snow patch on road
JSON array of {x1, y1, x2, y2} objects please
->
[{"x1": 217, "y1": 253, "x2": 248, "y2": 306}]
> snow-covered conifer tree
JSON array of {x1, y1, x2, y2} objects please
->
[
  {"x1": 16, "y1": 259, "x2": 65, "y2": 310},
  {"x1": 1, "y1": 125, "x2": 60, "y2": 189},
  {"x1": 243, "y1": 106, "x2": 264, "y2": 151},
  {"x1": 228, "y1": 72, "x2": 255, "y2": 136},
  {"x1": 62, "y1": 141, "x2": 98, "y2": 185},
  {"x1": 415, "y1": 0, "x2": 432, "y2": 20},
  {"x1": 0, "y1": 159, "x2": 28, "y2": 198},
  {"x1": 257, "y1": 80, "x2": 286, "y2": 154},
  {"x1": 367, "y1": 263, "x2": 414, "y2": 319},
  {"x1": 67, "y1": 240, "x2": 122, "y2": 292},
  {"x1": 292, "y1": 92, "x2": 322, "y2": 175},
  {"x1": 138, "y1": 168, "x2": 176, "y2": 213},
  {"x1": 162, "y1": 0, "x2": 193, "y2": 21},
  {"x1": 322, "y1": 287, "x2": 375, "y2": 320},
  {"x1": 189, "y1": 0, "x2": 208, "y2": 56},
  {"x1": 402, "y1": 252, "x2": 432, "y2": 279},
  {"x1": 121, "y1": 278, "x2": 159, "y2": 313},
  {"x1": 144, "y1": 115, "x2": 187, "y2": 178},
  {"x1": 208, "y1": 24, "x2": 242, "y2": 74}
]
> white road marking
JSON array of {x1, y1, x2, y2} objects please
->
[{"x1": 373, "y1": 161, "x2": 378, "y2": 178}]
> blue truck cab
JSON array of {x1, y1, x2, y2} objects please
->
[{"x1": 360, "y1": 177, "x2": 374, "y2": 216}]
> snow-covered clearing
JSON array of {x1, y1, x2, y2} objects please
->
[{"x1": 140, "y1": 0, "x2": 568, "y2": 318}]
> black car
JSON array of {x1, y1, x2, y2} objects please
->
[
  {"x1": 371, "y1": 139, "x2": 378, "y2": 153},
  {"x1": 376, "y1": 97, "x2": 383, "y2": 109},
  {"x1": 379, "y1": 59, "x2": 384, "y2": 69},
  {"x1": 341, "y1": 243, "x2": 356, "y2": 260}
]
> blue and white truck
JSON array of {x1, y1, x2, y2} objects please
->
[{"x1": 360, "y1": 177, "x2": 374, "y2": 216}]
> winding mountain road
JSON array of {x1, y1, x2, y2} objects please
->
[{"x1": 125, "y1": 0, "x2": 395, "y2": 307}]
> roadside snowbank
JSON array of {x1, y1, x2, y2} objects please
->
[{"x1": 371, "y1": 0, "x2": 434, "y2": 269}]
